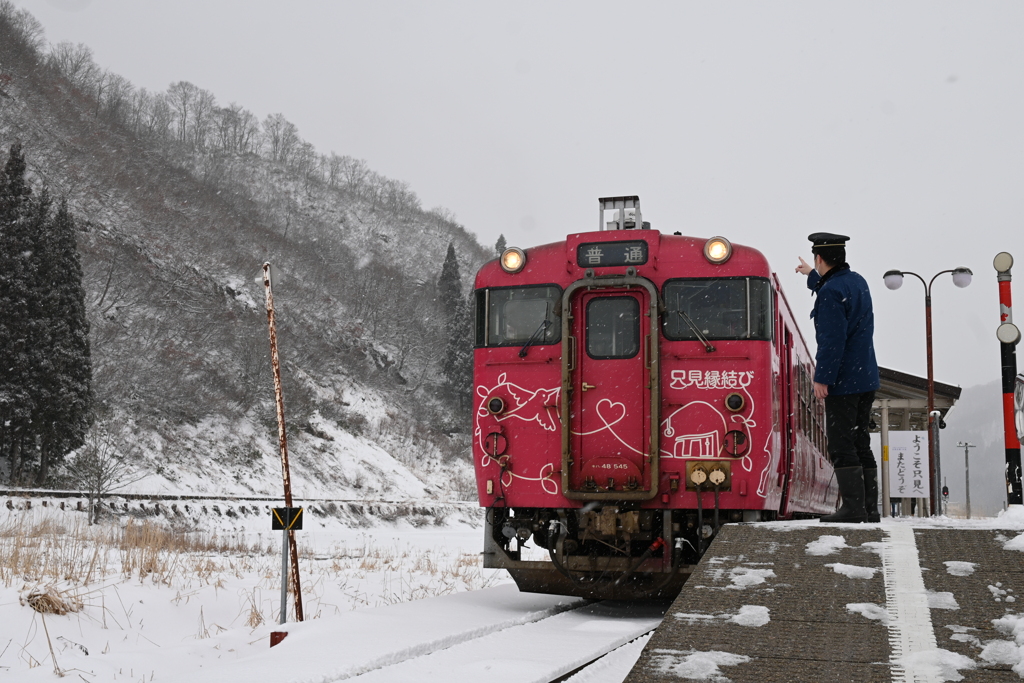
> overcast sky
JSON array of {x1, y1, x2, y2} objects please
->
[{"x1": 13, "y1": 0, "x2": 1024, "y2": 394}]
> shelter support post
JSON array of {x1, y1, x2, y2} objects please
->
[{"x1": 880, "y1": 400, "x2": 890, "y2": 518}]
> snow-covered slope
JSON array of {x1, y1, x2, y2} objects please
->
[{"x1": 0, "y1": 6, "x2": 487, "y2": 500}]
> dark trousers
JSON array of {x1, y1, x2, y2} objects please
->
[{"x1": 825, "y1": 391, "x2": 877, "y2": 470}]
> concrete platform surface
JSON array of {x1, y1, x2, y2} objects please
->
[{"x1": 624, "y1": 521, "x2": 1024, "y2": 682}]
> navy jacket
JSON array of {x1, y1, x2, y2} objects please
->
[{"x1": 807, "y1": 266, "x2": 880, "y2": 396}]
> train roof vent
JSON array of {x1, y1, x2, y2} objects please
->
[{"x1": 599, "y1": 195, "x2": 649, "y2": 231}]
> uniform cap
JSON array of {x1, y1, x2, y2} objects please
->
[{"x1": 807, "y1": 232, "x2": 849, "y2": 248}]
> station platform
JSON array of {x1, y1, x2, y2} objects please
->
[{"x1": 623, "y1": 519, "x2": 1024, "y2": 682}]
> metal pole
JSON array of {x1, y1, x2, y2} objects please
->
[
  {"x1": 263, "y1": 263, "x2": 304, "y2": 622},
  {"x1": 1003, "y1": 337, "x2": 1022, "y2": 505},
  {"x1": 280, "y1": 528, "x2": 289, "y2": 624},
  {"x1": 957, "y1": 441, "x2": 975, "y2": 519},
  {"x1": 925, "y1": 291, "x2": 938, "y2": 515},
  {"x1": 881, "y1": 400, "x2": 891, "y2": 517},
  {"x1": 930, "y1": 410, "x2": 942, "y2": 516},
  {"x1": 964, "y1": 446, "x2": 970, "y2": 519},
  {"x1": 996, "y1": 255, "x2": 1022, "y2": 505}
]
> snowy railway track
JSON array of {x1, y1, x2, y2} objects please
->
[
  {"x1": 343, "y1": 599, "x2": 665, "y2": 683},
  {"x1": 181, "y1": 585, "x2": 666, "y2": 683},
  {"x1": 532, "y1": 631, "x2": 655, "y2": 683}
]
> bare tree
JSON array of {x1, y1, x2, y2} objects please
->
[
  {"x1": 127, "y1": 87, "x2": 151, "y2": 134},
  {"x1": 213, "y1": 103, "x2": 260, "y2": 153},
  {"x1": 46, "y1": 41, "x2": 97, "y2": 87},
  {"x1": 262, "y1": 113, "x2": 300, "y2": 163},
  {"x1": 0, "y1": 1, "x2": 45, "y2": 53},
  {"x1": 326, "y1": 153, "x2": 343, "y2": 187},
  {"x1": 293, "y1": 141, "x2": 320, "y2": 190},
  {"x1": 167, "y1": 80, "x2": 199, "y2": 145},
  {"x1": 100, "y1": 71, "x2": 133, "y2": 122},
  {"x1": 339, "y1": 156, "x2": 370, "y2": 194},
  {"x1": 189, "y1": 88, "x2": 217, "y2": 150},
  {"x1": 66, "y1": 428, "x2": 147, "y2": 525},
  {"x1": 146, "y1": 92, "x2": 174, "y2": 140}
]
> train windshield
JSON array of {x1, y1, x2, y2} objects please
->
[
  {"x1": 662, "y1": 277, "x2": 772, "y2": 341},
  {"x1": 476, "y1": 285, "x2": 562, "y2": 347}
]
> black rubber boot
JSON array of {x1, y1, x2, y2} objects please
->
[
  {"x1": 821, "y1": 466, "x2": 868, "y2": 523},
  {"x1": 864, "y1": 467, "x2": 880, "y2": 523}
]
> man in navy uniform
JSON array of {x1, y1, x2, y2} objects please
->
[{"x1": 796, "y1": 233, "x2": 881, "y2": 523}]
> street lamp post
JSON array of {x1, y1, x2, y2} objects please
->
[
  {"x1": 883, "y1": 266, "x2": 973, "y2": 515},
  {"x1": 957, "y1": 441, "x2": 976, "y2": 518}
]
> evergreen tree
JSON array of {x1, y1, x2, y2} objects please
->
[
  {"x1": 0, "y1": 143, "x2": 38, "y2": 482},
  {"x1": 495, "y1": 234, "x2": 507, "y2": 258},
  {"x1": 441, "y1": 294, "x2": 474, "y2": 416},
  {"x1": 436, "y1": 241, "x2": 461, "y2": 315},
  {"x1": 35, "y1": 198, "x2": 92, "y2": 484},
  {"x1": 0, "y1": 145, "x2": 92, "y2": 484},
  {"x1": 436, "y1": 242, "x2": 472, "y2": 421},
  {"x1": 20, "y1": 185, "x2": 54, "y2": 483}
]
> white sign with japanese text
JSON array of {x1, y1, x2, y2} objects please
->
[{"x1": 886, "y1": 430, "x2": 930, "y2": 498}]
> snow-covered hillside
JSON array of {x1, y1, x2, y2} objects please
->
[{"x1": 0, "y1": 5, "x2": 489, "y2": 499}]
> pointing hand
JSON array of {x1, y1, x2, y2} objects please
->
[{"x1": 795, "y1": 256, "x2": 813, "y2": 276}]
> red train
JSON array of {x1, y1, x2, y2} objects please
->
[{"x1": 473, "y1": 196, "x2": 837, "y2": 599}]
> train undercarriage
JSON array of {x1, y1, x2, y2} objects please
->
[{"x1": 483, "y1": 505, "x2": 774, "y2": 600}]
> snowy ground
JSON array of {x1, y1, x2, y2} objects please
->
[
  {"x1": 0, "y1": 502, "x2": 510, "y2": 681},
  {"x1": 6, "y1": 503, "x2": 1024, "y2": 682},
  {"x1": 1, "y1": 499, "x2": 651, "y2": 683}
]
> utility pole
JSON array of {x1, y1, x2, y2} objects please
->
[
  {"x1": 261, "y1": 263, "x2": 303, "y2": 624},
  {"x1": 957, "y1": 441, "x2": 976, "y2": 519}
]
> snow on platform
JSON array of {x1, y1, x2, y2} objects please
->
[{"x1": 625, "y1": 512, "x2": 1024, "y2": 682}]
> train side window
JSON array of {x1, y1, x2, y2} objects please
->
[
  {"x1": 796, "y1": 365, "x2": 805, "y2": 435},
  {"x1": 586, "y1": 296, "x2": 640, "y2": 359},
  {"x1": 476, "y1": 285, "x2": 562, "y2": 348},
  {"x1": 662, "y1": 277, "x2": 772, "y2": 341}
]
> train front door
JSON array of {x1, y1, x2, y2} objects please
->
[{"x1": 563, "y1": 285, "x2": 655, "y2": 498}]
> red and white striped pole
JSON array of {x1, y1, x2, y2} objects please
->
[{"x1": 994, "y1": 252, "x2": 1022, "y2": 506}]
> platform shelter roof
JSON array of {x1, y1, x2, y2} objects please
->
[{"x1": 871, "y1": 366, "x2": 962, "y2": 433}]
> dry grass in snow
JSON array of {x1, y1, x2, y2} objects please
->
[{"x1": 0, "y1": 512, "x2": 504, "y2": 679}]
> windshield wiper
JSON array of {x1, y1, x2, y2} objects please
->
[
  {"x1": 519, "y1": 319, "x2": 552, "y2": 358},
  {"x1": 677, "y1": 310, "x2": 716, "y2": 353}
]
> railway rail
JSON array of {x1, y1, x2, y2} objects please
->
[
  {"x1": 548, "y1": 632, "x2": 654, "y2": 683},
  {"x1": 341, "y1": 598, "x2": 664, "y2": 683},
  {"x1": 177, "y1": 585, "x2": 665, "y2": 683}
]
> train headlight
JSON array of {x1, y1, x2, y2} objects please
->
[
  {"x1": 487, "y1": 397, "x2": 506, "y2": 414},
  {"x1": 704, "y1": 237, "x2": 732, "y2": 264},
  {"x1": 725, "y1": 393, "x2": 745, "y2": 412},
  {"x1": 500, "y1": 247, "x2": 526, "y2": 273}
]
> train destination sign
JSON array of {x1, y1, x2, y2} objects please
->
[{"x1": 577, "y1": 241, "x2": 648, "y2": 267}]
